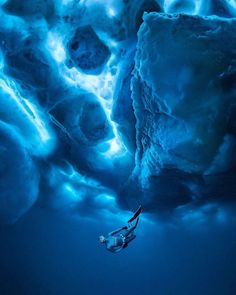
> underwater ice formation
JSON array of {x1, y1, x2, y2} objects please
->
[
  {"x1": 112, "y1": 45, "x2": 137, "y2": 152},
  {"x1": 0, "y1": 122, "x2": 39, "y2": 223},
  {"x1": 67, "y1": 26, "x2": 111, "y2": 75},
  {"x1": 2, "y1": 0, "x2": 55, "y2": 20},
  {"x1": 0, "y1": 0, "x2": 236, "y2": 223},
  {"x1": 128, "y1": 13, "x2": 236, "y2": 210},
  {"x1": 49, "y1": 90, "x2": 113, "y2": 145}
]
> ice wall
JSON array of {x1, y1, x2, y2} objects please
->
[
  {"x1": 128, "y1": 13, "x2": 236, "y2": 210},
  {"x1": 0, "y1": 0, "x2": 236, "y2": 223}
]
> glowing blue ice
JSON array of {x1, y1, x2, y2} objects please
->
[
  {"x1": 1, "y1": 0, "x2": 236, "y2": 224},
  {"x1": 0, "y1": 76, "x2": 55, "y2": 156}
]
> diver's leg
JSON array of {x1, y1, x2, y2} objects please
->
[
  {"x1": 124, "y1": 218, "x2": 139, "y2": 238},
  {"x1": 123, "y1": 234, "x2": 136, "y2": 248},
  {"x1": 128, "y1": 205, "x2": 142, "y2": 223}
]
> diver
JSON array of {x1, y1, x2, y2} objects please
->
[{"x1": 99, "y1": 206, "x2": 142, "y2": 253}]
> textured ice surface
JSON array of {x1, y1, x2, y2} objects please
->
[
  {"x1": 5, "y1": 43, "x2": 54, "y2": 90},
  {"x1": 112, "y1": 45, "x2": 136, "y2": 152},
  {"x1": 67, "y1": 26, "x2": 111, "y2": 74},
  {"x1": 0, "y1": 122, "x2": 39, "y2": 223},
  {"x1": 2, "y1": 0, "x2": 55, "y2": 20},
  {"x1": 0, "y1": 0, "x2": 236, "y2": 223},
  {"x1": 49, "y1": 90, "x2": 113, "y2": 145},
  {"x1": 130, "y1": 13, "x2": 236, "y2": 208},
  {"x1": 164, "y1": 0, "x2": 236, "y2": 17},
  {"x1": 121, "y1": 0, "x2": 162, "y2": 36}
]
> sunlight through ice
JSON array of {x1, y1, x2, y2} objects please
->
[
  {"x1": 47, "y1": 32, "x2": 66, "y2": 63},
  {"x1": 62, "y1": 54, "x2": 127, "y2": 158},
  {"x1": 45, "y1": 26, "x2": 127, "y2": 158},
  {"x1": 0, "y1": 78, "x2": 54, "y2": 154}
]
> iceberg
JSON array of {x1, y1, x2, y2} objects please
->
[{"x1": 129, "y1": 13, "x2": 236, "y2": 208}]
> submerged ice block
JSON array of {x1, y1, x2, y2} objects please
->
[
  {"x1": 67, "y1": 26, "x2": 111, "y2": 75},
  {"x1": 130, "y1": 13, "x2": 236, "y2": 207},
  {"x1": 49, "y1": 91, "x2": 113, "y2": 146},
  {"x1": 0, "y1": 122, "x2": 39, "y2": 223}
]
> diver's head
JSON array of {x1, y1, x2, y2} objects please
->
[{"x1": 99, "y1": 235, "x2": 106, "y2": 244}]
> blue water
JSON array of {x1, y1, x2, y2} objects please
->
[{"x1": 1, "y1": 208, "x2": 236, "y2": 295}]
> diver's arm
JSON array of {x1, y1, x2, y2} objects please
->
[{"x1": 108, "y1": 227, "x2": 127, "y2": 236}]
